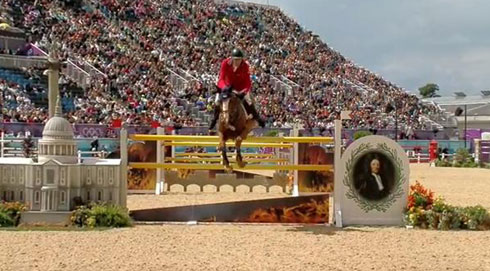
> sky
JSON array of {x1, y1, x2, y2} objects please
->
[{"x1": 244, "y1": 0, "x2": 490, "y2": 96}]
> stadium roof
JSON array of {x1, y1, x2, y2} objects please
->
[{"x1": 423, "y1": 91, "x2": 490, "y2": 106}]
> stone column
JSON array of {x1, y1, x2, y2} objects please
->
[{"x1": 47, "y1": 57, "x2": 61, "y2": 118}]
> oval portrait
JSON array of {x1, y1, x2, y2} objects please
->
[{"x1": 352, "y1": 151, "x2": 396, "y2": 201}]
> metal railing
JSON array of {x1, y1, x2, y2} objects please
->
[
  {"x1": 179, "y1": 68, "x2": 199, "y2": 83},
  {"x1": 270, "y1": 75, "x2": 293, "y2": 98},
  {"x1": 0, "y1": 35, "x2": 26, "y2": 51},
  {"x1": 214, "y1": 0, "x2": 280, "y2": 10},
  {"x1": 0, "y1": 54, "x2": 47, "y2": 69},
  {"x1": 0, "y1": 131, "x2": 35, "y2": 158},
  {"x1": 65, "y1": 59, "x2": 91, "y2": 89},
  {"x1": 83, "y1": 61, "x2": 108, "y2": 80},
  {"x1": 167, "y1": 68, "x2": 189, "y2": 94},
  {"x1": 77, "y1": 150, "x2": 108, "y2": 163},
  {"x1": 29, "y1": 44, "x2": 93, "y2": 89}
]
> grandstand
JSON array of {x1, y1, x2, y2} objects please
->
[
  {"x1": 423, "y1": 91, "x2": 490, "y2": 131},
  {"x1": 0, "y1": 0, "x2": 443, "y2": 131}
]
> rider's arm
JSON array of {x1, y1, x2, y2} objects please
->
[
  {"x1": 242, "y1": 63, "x2": 252, "y2": 93},
  {"x1": 217, "y1": 59, "x2": 229, "y2": 91}
]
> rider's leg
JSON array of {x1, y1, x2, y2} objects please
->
[
  {"x1": 243, "y1": 93, "x2": 265, "y2": 128},
  {"x1": 209, "y1": 93, "x2": 221, "y2": 130}
]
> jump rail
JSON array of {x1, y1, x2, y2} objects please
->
[
  {"x1": 130, "y1": 134, "x2": 334, "y2": 143},
  {"x1": 163, "y1": 142, "x2": 293, "y2": 148},
  {"x1": 164, "y1": 157, "x2": 290, "y2": 163},
  {"x1": 130, "y1": 162, "x2": 333, "y2": 171},
  {"x1": 175, "y1": 153, "x2": 275, "y2": 158}
]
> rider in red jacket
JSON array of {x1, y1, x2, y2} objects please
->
[{"x1": 209, "y1": 48, "x2": 265, "y2": 130}]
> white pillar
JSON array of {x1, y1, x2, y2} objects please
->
[
  {"x1": 41, "y1": 190, "x2": 46, "y2": 211},
  {"x1": 155, "y1": 127, "x2": 164, "y2": 195},
  {"x1": 1, "y1": 132, "x2": 4, "y2": 158},
  {"x1": 291, "y1": 127, "x2": 299, "y2": 197},
  {"x1": 119, "y1": 129, "x2": 128, "y2": 208},
  {"x1": 474, "y1": 139, "x2": 481, "y2": 164},
  {"x1": 333, "y1": 119, "x2": 343, "y2": 227}
]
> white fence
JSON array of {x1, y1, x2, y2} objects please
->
[{"x1": 0, "y1": 132, "x2": 35, "y2": 158}]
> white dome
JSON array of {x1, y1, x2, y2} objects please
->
[{"x1": 42, "y1": 116, "x2": 74, "y2": 140}]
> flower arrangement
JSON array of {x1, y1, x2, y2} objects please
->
[
  {"x1": 405, "y1": 181, "x2": 490, "y2": 230},
  {"x1": 0, "y1": 201, "x2": 27, "y2": 227},
  {"x1": 71, "y1": 203, "x2": 132, "y2": 228}
]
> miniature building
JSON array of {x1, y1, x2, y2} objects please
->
[{"x1": 0, "y1": 100, "x2": 124, "y2": 211}]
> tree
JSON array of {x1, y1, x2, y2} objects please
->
[
  {"x1": 418, "y1": 83, "x2": 440, "y2": 98},
  {"x1": 22, "y1": 136, "x2": 35, "y2": 158},
  {"x1": 353, "y1": 131, "x2": 373, "y2": 140}
]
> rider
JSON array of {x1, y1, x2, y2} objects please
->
[{"x1": 209, "y1": 48, "x2": 266, "y2": 130}]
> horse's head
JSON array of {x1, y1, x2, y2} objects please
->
[{"x1": 219, "y1": 91, "x2": 244, "y2": 130}]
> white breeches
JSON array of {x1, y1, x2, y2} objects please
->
[{"x1": 215, "y1": 92, "x2": 253, "y2": 105}]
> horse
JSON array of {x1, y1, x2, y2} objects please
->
[{"x1": 218, "y1": 90, "x2": 258, "y2": 170}]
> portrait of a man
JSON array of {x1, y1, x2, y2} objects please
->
[{"x1": 353, "y1": 152, "x2": 395, "y2": 201}]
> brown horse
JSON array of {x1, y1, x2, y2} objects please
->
[{"x1": 218, "y1": 91, "x2": 258, "y2": 170}]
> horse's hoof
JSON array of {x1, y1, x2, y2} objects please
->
[{"x1": 237, "y1": 161, "x2": 247, "y2": 168}]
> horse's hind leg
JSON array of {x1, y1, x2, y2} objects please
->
[{"x1": 235, "y1": 136, "x2": 246, "y2": 168}]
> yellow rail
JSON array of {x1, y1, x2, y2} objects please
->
[
  {"x1": 175, "y1": 153, "x2": 276, "y2": 158},
  {"x1": 164, "y1": 157, "x2": 289, "y2": 163},
  {"x1": 129, "y1": 162, "x2": 333, "y2": 171},
  {"x1": 164, "y1": 141, "x2": 293, "y2": 148},
  {"x1": 130, "y1": 134, "x2": 334, "y2": 144}
]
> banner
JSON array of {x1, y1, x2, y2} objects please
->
[
  {"x1": 127, "y1": 140, "x2": 157, "y2": 190},
  {"x1": 298, "y1": 143, "x2": 334, "y2": 192},
  {"x1": 131, "y1": 194, "x2": 330, "y2": 224}
]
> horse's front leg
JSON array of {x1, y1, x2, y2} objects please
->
[
  {"x1": 235, "y1": 136, "x2": 246, "y2": 168},
  {"x1": 220, "y1": 135, "x2": 231, "y2": 170},
  {"x1": 222, "y1": 99, "x2": 235, "y2": 131}
]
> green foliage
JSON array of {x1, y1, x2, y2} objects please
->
[
  {"x1": 71, "y1": 206, "x2": 91, "y2": 227},
  {"x1": 435, "y1": 159, "x2": 451, "y2": 167},
  {"x1": 0, "y1": 211, "x2": 14, "y2": 227},
  {"x1": 264, "y1": 130, "x2": 279, "y2": 137},
  {"x1": 452, "y1": 148, "x2": 478, "y2": 168},
  {"x1": 406, "y1": 191, "x2": 489, "y2": 231},
  {"x1": 418, "y1": 83, "x2": 440, "y2": 98},
  {"x1": 71, "y1": 203, "x2": 132, "y2": 228},
  {"x1": 463, "y1": 205, "x2": 489, "y2": 230},
  {"x1": 353, "y1": 131, "x2": 372, "y2": 141},
  {"x1": 0, "y1": 202, "x2": 27, "y2": 227},
  {"x1": 435, "y1": 148, "x2": 478, "y2": 168}
]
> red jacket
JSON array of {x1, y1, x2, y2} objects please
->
[{"x1": 217, "y1": 57, "x2": 252, "y2": 93}]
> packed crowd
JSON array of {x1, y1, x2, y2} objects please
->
[{"x1": 1, "y1": 0, "x2": 441, "y2": 130}]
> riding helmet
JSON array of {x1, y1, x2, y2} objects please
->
[{"x1": 231, "y1": 48, "x2": 244, "y2": 58}]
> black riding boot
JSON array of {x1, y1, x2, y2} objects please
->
[
  {"x1": 244, "y1": 102, "x2": 265, "y2": 128},
  {"x1": 209, "y1": 104, "x2": 220, "y2": 130}
]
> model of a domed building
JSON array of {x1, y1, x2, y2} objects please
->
[
  {"x1": 0, "y1": 98, "x2": 125, "y2": 213},
  {"x1": 0, "y1": 53, "x2": 126, "y2": 220}
]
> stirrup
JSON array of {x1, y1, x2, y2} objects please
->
[{"x1": 228, "y1": 125, "x2": 236, "y2": 131}]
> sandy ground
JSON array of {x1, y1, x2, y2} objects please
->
[{"x1": 1, "y1": 164, "x2": 489, "y2": 271}]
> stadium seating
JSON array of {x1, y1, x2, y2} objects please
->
[{"x1": 0, "y1": 0, "x2": 441, "y2": 131}]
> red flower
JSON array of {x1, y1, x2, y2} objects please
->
[{"x1": 407, "y1": 181, "x2": 435, "y2": 210}]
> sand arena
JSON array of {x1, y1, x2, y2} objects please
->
[{"x1": 1, "y1": 164, "x2": 489, "y2": 271}]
